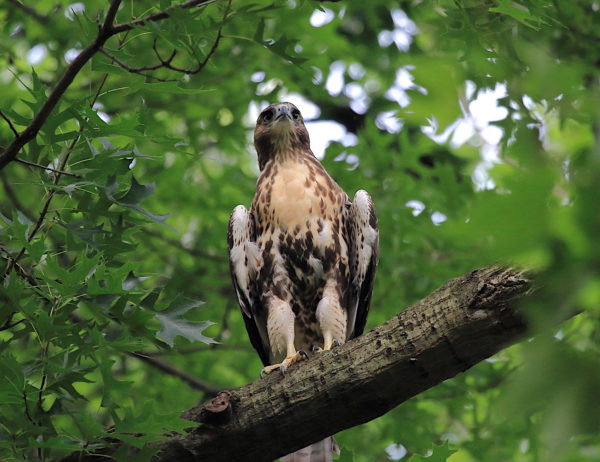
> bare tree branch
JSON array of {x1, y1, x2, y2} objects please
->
[
  {"x1": 0, "y1": 0, "x2": 219, "y2": 171},
  {"x1": 59, "y1": 267, "x2": 547, "y2": 462}
]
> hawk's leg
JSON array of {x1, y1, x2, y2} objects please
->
[
  {"x1": 316, "y1": 279, "x2": 347, "y2": 352},
  {"x1": 261, "y1": 295, "x2": 306, "y2": 375}
]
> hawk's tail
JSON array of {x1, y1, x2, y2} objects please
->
[{"x1": 280, "y1": 437, "x2": 340, "y2": 462}]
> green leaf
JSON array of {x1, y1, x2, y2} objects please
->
[
  {"x1": 105, "y1": 176, "x2": 171, "y2": 226},
  {"x1": 489, "y1": 0, "x2": 545, "y2": 30},
  {"x1": 154, "y1": 296, "x2": 217, "y2": 346}
]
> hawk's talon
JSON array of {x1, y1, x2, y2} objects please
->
[
  {"x1": 259, "y1": 350, "x2": 307, "y2": 377},
  {"x1": 311, "y1": 345, "x2": 322, "y2": 353},
  {"x1": 332, "y1": 338, "x2": 342, "y2": 348}
]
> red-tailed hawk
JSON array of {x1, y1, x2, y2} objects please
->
[{"x1": 228, "y1": 102, "x2": 378, "y2": 462}]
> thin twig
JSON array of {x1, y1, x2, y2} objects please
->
[
  {"x1": 0, "y1": 318, "x2": 25, "y2": 332},
  {"x1": 129, "y1": 351, "x2": 220, "y2": 395},
  {"x1": 149, "y1": 41, "x2": 178, "y2": 70},
  {"x1": 98, "y1": 47, "x2": 174, "y2": 82},
  {"x1": 6, "y1": 0, "x2": 50, "y2": 24},
  {"x1": 22, "y1": 391, "x2": 35, "y2": 425},
  {"x1": 0, "y1": 110, "x2": 19, "y2": 138},
  {"x1": 112, "y1": 39, "x2": 178, "y2": 72},
  {"x1": 15, "y1": 157, "x2": 82, "y2": 178}
]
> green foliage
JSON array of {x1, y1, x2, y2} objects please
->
[{"x1": 0, "y1": 0, "x2": 598, "y2": 461}]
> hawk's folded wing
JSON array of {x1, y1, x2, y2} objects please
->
[
  {"x1": 227, "y1": 205, "x2": 270, "y2": 365},
  {"x1": 346, "y1": 190, "x2": 379, "y2": 339}
]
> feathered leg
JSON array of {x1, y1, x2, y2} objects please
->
[
  {"x1": 315, "y1": 279, "x2": 347, "y2": 351},
  {"x1": 261, "y1": 295, "x2": 306, "y2": 375}
]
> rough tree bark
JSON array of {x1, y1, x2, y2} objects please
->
[{"x1": 61, "y1": 266, "x2": 534, "y2": 462}]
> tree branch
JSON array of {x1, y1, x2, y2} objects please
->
[
  {"x1": 60, "y1": 266, "x2": 543, "y2": 462},
  {"x1": 0, "y1": 0, "x2": 218, "y2": 171}
]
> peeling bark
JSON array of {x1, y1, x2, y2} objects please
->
[{"x1": 60, "y1": 266, "x2": 533, "y2": 462}]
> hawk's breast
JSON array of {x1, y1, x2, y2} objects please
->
[
  {"x1": 265, "y1": 158, "x2": 342, "y2": 228},
  {"x1": 254, "y1": 158, "x2": 347, "y2": 278}
]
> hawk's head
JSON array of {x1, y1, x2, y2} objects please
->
[{"x1": 254, "y1": 102, "x2": 311, "y2": 169}]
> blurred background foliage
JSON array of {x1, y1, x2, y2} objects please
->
[{"x1": 0, "y1": 0, "x2": 599, "y2": 461}]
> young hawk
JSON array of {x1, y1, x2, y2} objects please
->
[{"x1": 228, "y1": 102, "x2": 378, "y2": 462}]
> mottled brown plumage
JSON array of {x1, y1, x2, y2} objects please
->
[{"x1": 228, "y1": 102, "x2": 378, "y2": 461}]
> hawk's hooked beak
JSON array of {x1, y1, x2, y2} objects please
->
[{"x1": 274, "y1": 105, "x2": 292, "y2": 121}]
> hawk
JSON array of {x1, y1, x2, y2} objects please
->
[{"x1": 228, "y1": 102, "x2": 378, "y2": 462}]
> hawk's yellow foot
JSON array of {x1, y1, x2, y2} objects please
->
[{"x1": 260, "y1": 350, "x2": 308, "y2": 376}]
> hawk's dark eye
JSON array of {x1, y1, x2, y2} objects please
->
[
  {"x1": 263, "y1": 110, "x2": 273, "y2": 122},
  {"x1": 292, "y1": 109, "x2": 300, "y2": 120}
]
